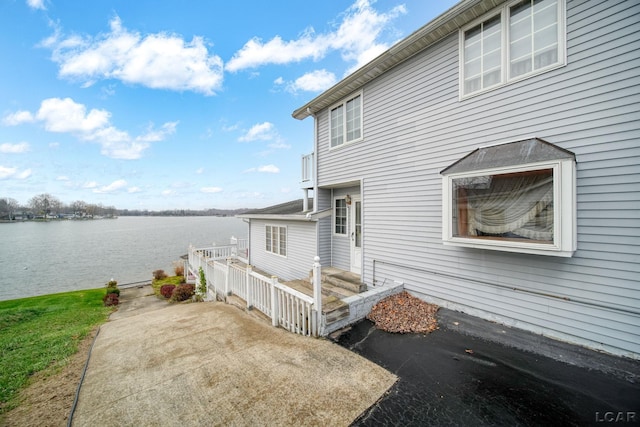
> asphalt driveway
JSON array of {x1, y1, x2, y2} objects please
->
[
  {"x1": 336, "y1": 310, "x2": 640, "y2": 426},
  {"x1": 71, "y1": 286, "x2": 396, "y2": 426}
]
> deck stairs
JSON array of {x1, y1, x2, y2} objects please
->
[{"x1": 283, "y1": 267, "x2": 366, "y2": 326}]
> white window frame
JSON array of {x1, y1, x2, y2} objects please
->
[
  {"x1": 329, "y1": 91, "x2": 363, "y2": 150},
  {"x1": 265, "y1": 224, "x2": 287, "y2": 257},
  {"x1": 334, "y1": 198, "x2": 348, "y2": 236},
  {"x1": 459, "y1": 0, "x2": 566, "y2": 99},
  {"x1": 442, "y1": 159, "x2": 576, "y2": 257}
]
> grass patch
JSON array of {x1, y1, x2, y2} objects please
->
[
  {"x1": 151, "y1": 275, "x2": 185, "y2": 297},
  {"x1": 0, "y1": 289, "x2": 112, "y2": 413}
]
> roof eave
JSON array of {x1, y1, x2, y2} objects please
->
[{"x1": 292, "y1": 0, "x2": 506, "y2": 120}]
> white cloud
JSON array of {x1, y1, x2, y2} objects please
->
[
  {"x1": 243, "y1": 164, "x2": 280, "y2": 174},
  {"x1": 6, "y1": 97, "x2": 176, "y2": 160},
  {"x1": 0, "y1": 142, "x2": 30, "y2": 153},
  {"x1": 127, "y1": 186, "x2": 141, "y2": 193},
  {"x1": 82, "y1": 181, "x2": 98, "y2": 189},
  {"x1": 36, "y1": 97, "x2": 110, "y2": 133},
  {"x1": 26, "y1": 0, "x2": 46, "y2": 10},
  {"x1": 201, "y1": 186, "x2": 223, "y2": 193},
  {"x1": 287, "y1": 69, "x2": 336, "y2": 92},
  {"x1": 44, "y1": 16, "x2": 224, "y2": 95},
  {"x1": 195, "y1": 167, "x2": 204, "y2": 174},
  {"x1": 2, "y1": 110, "x2": 35, "y2": 126},
  {"x1": 0, "y1": 166, "x2": 31, "y2": 180},
  {"x1": 56, "y1": 175, "x2": 70, "y2": 181},
  {"x1": 226, "y1": 0, "x2": 406, "y2": 73},
  {"x1": 161, "y1": 189, "x2": 176, "y2": 196},
  {"x1": 49, "y1": 142, "x2": 60, "y2": 148},
  {"x1": 93, "y1": 179, "x2": 128, "y2": 194},
  {"x1": 238, "y1": 122, "x2": 276, "y2": 142}
]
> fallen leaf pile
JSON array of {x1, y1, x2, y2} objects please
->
[{"x1": 366, "y1": 291, "x2": 439, "y2": 334}]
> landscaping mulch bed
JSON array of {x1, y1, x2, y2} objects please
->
[{"x1": 367, "y1": 291, "x2": 439, "y2": 334}]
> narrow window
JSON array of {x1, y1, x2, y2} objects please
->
[
  {"x1": 463, "y1": 15, "x2": 502, "y2": 95},
  {"x1": 335, "y1": 199, "x2": 347, "y2": 234},
  {"x1": 329, "y1": 93, "x2": 362, "y2": 148}
]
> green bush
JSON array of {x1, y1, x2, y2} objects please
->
[{"x1": 105, "y1": 286, "x2": 120, "y2": 296}]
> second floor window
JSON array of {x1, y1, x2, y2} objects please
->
[
  {"x1": 330, "y1": 93, "x2": 362, "y2": 148},
  {"x1": 461, "y1": 0, "x2": 564, "y2": 97}
]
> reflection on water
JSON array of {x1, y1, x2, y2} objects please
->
[{"x1": 0, "y1": 216, "x2": 246, "y2": 301}]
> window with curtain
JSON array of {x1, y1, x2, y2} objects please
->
[
  {"x1": 453, "y1": 169, "x2": 554, "y2": 242},
  {"x1": 329, "y1": 92, "x2": 362, "y2": 148},
  {"x1": 460, "y1": 0, "x2": 564, "y2": 97},
  {"x1": 441, "y1": 138, "x2": 576, "y2": 257}
]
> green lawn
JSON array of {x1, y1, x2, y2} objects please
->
[{"x1": 0, "y1": 289, "x2": 112, "y2": 413}]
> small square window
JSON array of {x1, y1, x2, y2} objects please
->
[{"x1": 265, "y1": 225, "x2": 287, "y2": 256}]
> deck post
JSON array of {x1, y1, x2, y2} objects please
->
[
  {"x1": 312, "y1": 256, "x2": 322, "y2": 331},
  {"x1": 270, "y1": 276, "x2": 279, "y2": 327},
  {"x1": 246, "y1": 264, "x2": 253, "y2": 309},
  {"x1": 224, "y1": 258, "x2": 231, "y2": 296}
]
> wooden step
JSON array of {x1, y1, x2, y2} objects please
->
[
  {"x1": 322, "y1": 296, "x2": 349, "y2": 324},
  {"x1": 321, "y1": 271, "x2": 366, "y2": 293}
]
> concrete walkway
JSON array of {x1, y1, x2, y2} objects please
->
[{"x1": 71, "y1": 286, "x2": 396, "y2": 426}]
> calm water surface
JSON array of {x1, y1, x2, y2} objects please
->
[{"x1": 0, "y1": 216, "x2": 246, "y2": 301}]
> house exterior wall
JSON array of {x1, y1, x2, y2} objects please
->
[
  {"x1": 312, "y1": 0, "x2": 640, "y2": 357},
  {"x1": 248, "y1": 219, "x2": 317, "y2": 282}
]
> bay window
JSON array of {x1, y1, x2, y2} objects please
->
[{"x1": 441, "y1": 138, "x2": 576, "y2": 257}]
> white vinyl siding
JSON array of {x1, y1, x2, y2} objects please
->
[
  {"x1": 251, "y1": 220, "x2": 316, "y2": 281},
  {"x1": 314, "y1": 0, "x2": 640, "y2": 357}
]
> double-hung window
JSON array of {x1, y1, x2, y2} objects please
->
[
  {"x1": 265, "y1": 225, "x2": 287, "y2": 256},
  {"x1": 461, "y1": 0, "x2": 565, "y2": 97},
  {"x1": 441, "y1": 138, "x2": 576, "y2": 257},
  {"x1": 330, "y1": 92, "x2": 362, "y2": 148}
]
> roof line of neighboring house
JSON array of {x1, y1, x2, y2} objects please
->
[{"x1": 292, "y1": 0, "x2": 507, "y2": 120}]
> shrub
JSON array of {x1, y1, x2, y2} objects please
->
[
  {"x1": 107, "y1": 279, "x2": 118, "y2": 287},
  {"x1": 173, "y1": 262, "x2": 185, "y2": 277},
  {"x1": 105, "y1": 286, "x2": 120, "y2": 296},
  {"x1": 171, "y1": 284, "x2": 195, "y2": 302},
  {"x1": 153, "y1": 269, "x2": 168, "y2": 280},
  {"x1": 160, "y1": 284, "x2": 176, "y2": 299},
  {"x1": 103, "y1": 293, "x2": 119, "y2": 306}
]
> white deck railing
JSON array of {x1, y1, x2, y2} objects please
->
[
  {"x1": 187, "y1": 241, "x2": 320, "y2": 337},
  {"x1": 300, "y1": 152, "x2": 314, "y2": 189}
]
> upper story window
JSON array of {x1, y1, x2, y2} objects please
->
[
  {"x1": 441, "y1": 138, "x2": 576, "y2": 257},
  {"x1": 330, "y1": 92, "x2": 362, "y2": 148},
  {"x1": 461, "y1": 0, "x2": 565, "y2": 97}
]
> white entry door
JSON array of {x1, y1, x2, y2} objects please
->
[{"x1": 350, "y1": 197, "x2": 362, "y2": 274}]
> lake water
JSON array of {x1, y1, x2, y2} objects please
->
[{"x1": 0, "y1": 216, "x2": 247, "y2": 301}]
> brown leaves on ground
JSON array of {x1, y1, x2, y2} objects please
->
[{"x1": 367, "y1": 291, "x2": 439, "y2": 334}]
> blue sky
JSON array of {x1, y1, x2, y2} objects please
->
[{"x1": 1, "y1": 0, "x2": 458, "y2": 210}]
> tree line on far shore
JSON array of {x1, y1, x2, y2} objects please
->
[{"x1": 0, "y1": 194, "x2": 248, "y2": 221}]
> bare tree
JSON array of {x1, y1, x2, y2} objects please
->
[
  {"x1": 0, "y1": 197, "x2": 19, "y2": 220},
  {"x1": 28, "y1": 193, "x2": 61, "y2": 219}
]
